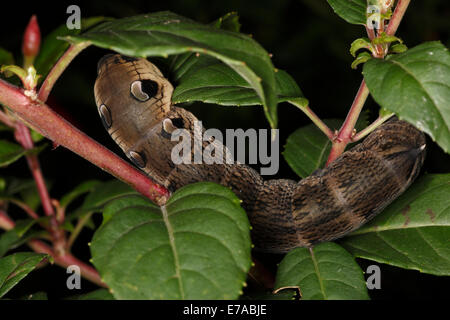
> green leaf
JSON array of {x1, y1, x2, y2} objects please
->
[
  {"x1": 340, "y1": 174, "x2": 450, "y2": 276},
  {"x1": 0, "y1": 48, "x2": 14, "y2": 75},
  {"x1": 71, "y1": 180, "x2": 137, "y2": 216},
  {"x1": 0, "y1": 231, "x2": 18, "y2": 258},
  {"x1": 65, "y1": 11, "x2": 278, "y2": 128},
  {"x1": 327, "y1": 0, "x2": 367, "y2": 25},
  {"x1": 0, "y1": 140, "x2": 26, "y2": 167},
  {"x1": 363, "y1": 41, "x2": 450, "y2": 153},
  {"x1": 0, "y1": 219, "x2": 49, "y2": 257},
  {"x1": 1, "y1": 175, "x2": 51, "y2": 212},
  {"x1": 211, "y1": 11, "x2": 241, "y2": 32},
  {"x1": 372, "y1": 32, "x2": 402, "y2": 45},
  {"x1": 351, "y1": 51, "x2": 372, "y2": 69},
  {"x1": 35, "y1": 16, "x2": 109, "y2": 80},
  {"x1": 2, "y1": 177, "x2": 50, "y2": 212},
  {"x1": 173, "y1": 63, "x2": 305, "y2": 107},
  {"x1": 0, "y1": 252, "x2": 48, "y2": 298},
  {"x1": 90, "y1": 182, "x2": 252, "y2": 299},
  {"x1": 274, "y1": 243, "x2": 369, "y2": 300},
  {"x1": 168, "y1": 12, "x2": 241, "y2": 83},
  {"x1": 282, "y1": 115, "x2": 370, "y2": 179},
  {"x1": 30, "y1": 130, "x2": 44, "y2": 143},
  {"x1": 3, "y1": 177, "x2": 36, "y2": 196},
  {"x1": 60, "y1": 180, "x2": 102, "y2": 209},
  {"x1": 350, "y1": 37, "x2": 372, "y2": 57},
  {"x1": 65, "y1": 180, "x2": 139, "y2": 239},
  {"x1": 282, "y1": 119, "x2": 342, "y2": 178},
  {"x1": 389, "y1": 43, "x2": 408, "y2": 54}
]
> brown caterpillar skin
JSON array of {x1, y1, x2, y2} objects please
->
[{"x1": 94, "y1": 54, "x2": 426, "y2": 253}]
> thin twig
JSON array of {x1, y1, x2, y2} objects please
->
[
  {"x1": 352, "y1": 113, "x2": 394, "y2": 141},
  {"x1": 67, "y1": 212, "x2": 93, "y2": 249},
  {"x1": 14, "y1": 121, "x2": 67, "y2": 254},
  {"x1": 325, "y1": 81, "x2": 369, "y2": 166},
  {"x1": 385, "y1": 0, "x2": 411, "y2": 36},
  {"x1": 15, "y1": 123, "x2": 54, "y2": 217},
  {"x1": 38, "y1": 42, "x2": 91, "y2": 102},
  {"x1": 8, "y1": 198, "x2": 40, "y2": 220},
  {"x1": 301, "y1": 105, "x2": 334, "y2": 140},
  {"x1": 0, "y1": 109, "x2": 15, "y2": 127},
  {"x1": 28, "y1": 239, "x2": 106, "y2": 288}
]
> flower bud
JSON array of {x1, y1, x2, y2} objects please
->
[{"x1": 22, "y1": 15, "x2": 41, "y2": 67}]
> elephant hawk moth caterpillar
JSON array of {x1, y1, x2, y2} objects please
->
[{"x1": 94, "y1": 54, "x2": 426, "y2": 253}]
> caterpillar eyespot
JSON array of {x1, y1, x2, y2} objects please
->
[
  {"x1": 94, "y1": 54, "x2": 426, "y2": 253},
  {"x1": 98, "y1": 104, "x2": 112, "y2": 129},
  {"x1": 129, "y1": 150, "x2": 147, "y2": 168},
  {"x1": 130, "y1": 80, "x2": 159, "y2": 101}
]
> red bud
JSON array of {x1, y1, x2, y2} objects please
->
[{"x1": 22, "y1": 15, "x2": 41, "y2": 59}]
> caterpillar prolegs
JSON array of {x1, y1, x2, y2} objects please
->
[{"x1": 94, "y1": 54, "x2": 426, "y2": 253}]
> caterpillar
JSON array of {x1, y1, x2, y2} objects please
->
[{"x1": 94, "y1": 54, "x2": 426, "y2": 253}]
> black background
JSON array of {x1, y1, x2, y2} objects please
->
[{"x1": 0, "y1": 0, "x2": 449, "y2": 300}]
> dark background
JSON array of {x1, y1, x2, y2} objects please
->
[{"x1": 0, "y1": 0, "x2": 449, "y2": 299}]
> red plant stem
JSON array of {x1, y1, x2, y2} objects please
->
[
  {"x1": 14, "y1": 121, "x2": 66, "y2": 255},
  {"x1": 9, "y1": 198, "x2": 40, "y2": 220},
  {"x1": 337, "y1": 81, "x2": 369, "y2": 142},
  {"x1": 0, "y1": 79, "x2": 170, "y2": 206},
  {"x1": 27, "y1": 239, "x2": 106, "y2": 288},
  {"x1": 0, "y1": 109, "x2": 15, "y2": 127},
  {"x1": 15, "y1": 123, "x2": 54, "y2": 217},
  {"x1": 385, "y1": 0, "x2": 411, "y2": 36},
  {"x1": 365, "y1": 26, "x2": 376, "y2": 41},
  {"x1": 325, "y1": 0, "x2": 411, "y2": 165},
  {"x1": 326, "y1": 80, "x2": 369, "y2": 166}
]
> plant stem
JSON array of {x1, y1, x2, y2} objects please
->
[
  {"x1": 14, "y1": 121, "x2": 67, "y2": 255},
  {"x1": 365, "y1": 26, "x2": 376, "y2": 40},
  {"x1": 385, "y1": 0, "x2": 411, "y2": 36},
  {"x1": 67, "y1": 212, "x2": 92, "y2": 249},
  {"x1": 0, "y1": 109, "x2": 15, "y2": 127},
  {"x1": 325, "y1": 0, "x2": 411, "y2": 165},
  {"x1": 15, "y1": 123, "x2": 54, "y2": 217},
  {"x1": 38, "y1": 42, "x2": 91, "y2": 102},
  {"x1": 325, "y1": 80, "x2": 369, "y2": 165},
  {"x1": 300, "y1": 105, "x2": 334, "y2": 140},
  {"x1": 337, "y1": 80, "x2": 370, "y2": 142},
  {"x1": 9, "y1": 198, "x2": 40, "y2": 220},
  {"x1": 352, "y1": 113, "x2": 394, "y2": 141},
  {"x1": 28, "y1": 239, "x2": 106, "y2": 288},
  {"x1": 0, "y1": 79, "x2": 170, "y2": 206}
]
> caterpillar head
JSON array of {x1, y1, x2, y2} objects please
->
[
  {"x1": 361, "y1": 119, "x2": 426, "y2": 188},
  {"x1": 95, "y1": 54, "x2": 173, "y2": 129},
  {"x1": 94, "y1": 54, "x2": 177, "y2": 183}
]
